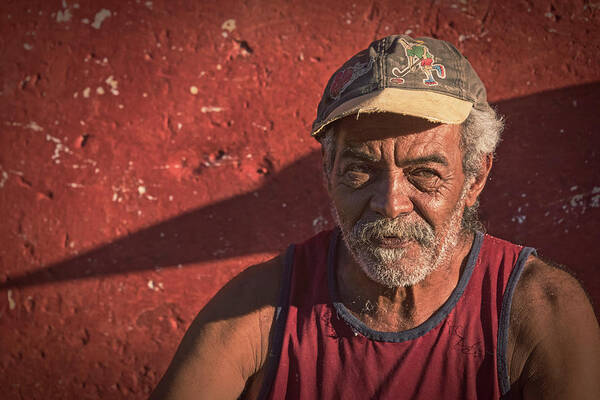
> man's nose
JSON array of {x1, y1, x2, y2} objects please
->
[{"x1": 369, "y1": 170, "x2": 414, "y2": 219}]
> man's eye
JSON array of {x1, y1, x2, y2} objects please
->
[
  {"x1": 346, "y1": 164, "x2": 371, "y2": 174},
  {"x1": 411, "y1": 168, "x2": 438, "y2": 178},
  {"x1": 409, "y1": 168, "x2": 441, "y2": 190},
  {"x1": 342, "y1": 165, "x2": 372, "y2": 186}
]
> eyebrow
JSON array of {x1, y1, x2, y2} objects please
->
[
  {"x1": 403, "y1": 154, "x2": 449, "y2": 167},
  {"x1": 340, "y1": 147, "x2": 379, "y2": 162},
  {"x1": 341, "y1": 148, "x2": 449, "y2": 167}
]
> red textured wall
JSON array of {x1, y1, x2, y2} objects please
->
[{"x1": 1, "y1": 0, "x2": 599, "y2": 398}]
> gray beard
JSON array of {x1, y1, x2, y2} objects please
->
[{"x1": 333, "y1": 195, "x2": 466, "y2": 288}]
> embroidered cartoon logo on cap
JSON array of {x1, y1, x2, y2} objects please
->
[
  {"x1": 390, "y1": 38, "x2": 446, "y2": 86},
  {"x1": 329, "y1": 54, "x2": 374, "y2": 100}
]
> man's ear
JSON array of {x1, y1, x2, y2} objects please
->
[{"x1": 465, "y1": 154, "x2": 493, "y2": 207}]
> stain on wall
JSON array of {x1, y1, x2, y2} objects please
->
[{"x1": 0, "y1": 0, "x2": 599, "y2": 398}]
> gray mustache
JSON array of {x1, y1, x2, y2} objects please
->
[{"x1": 351, "y1": 218, "x2": 435, "y2": 248}]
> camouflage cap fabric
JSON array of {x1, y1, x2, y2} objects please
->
[{"x1": 311, "y1": 35, "x2": 489, "y2": 137}]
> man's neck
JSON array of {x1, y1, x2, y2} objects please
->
[{"x1": 336, "y1": 232, "x2": 475, "y2": 332}]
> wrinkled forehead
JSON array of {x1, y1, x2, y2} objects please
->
[{"x1": 334, "y1": 113, "x2": 461, "y2": 155}]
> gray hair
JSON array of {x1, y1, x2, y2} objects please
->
[
  {"x1": 459, "y1": 106, "x2": 504, "y2": 178},
  {"x1": 318, "y1": 106, "x2": 504, "y2": 179}
]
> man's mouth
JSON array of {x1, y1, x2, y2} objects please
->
[{"x1": 371, "y1": 236, "x2": 413, "y2": 249}]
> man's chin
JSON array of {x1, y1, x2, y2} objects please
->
[
  {"x1": 359, "y1": 261, "x2": 433, "y2": 288},
  {"x1": 352, "y1": 246, "x2": 439, "y2": 288}
]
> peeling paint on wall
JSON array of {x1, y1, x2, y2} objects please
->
[{"x1": 91, "y1": 9, "x2": 111, "y2": 29}]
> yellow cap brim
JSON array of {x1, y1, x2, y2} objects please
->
[{"x1": 311, "y1": 88, "x2": 473, "y2": 136}]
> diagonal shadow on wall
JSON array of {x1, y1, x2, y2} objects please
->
[{"x1": 2, "y1": 82, "x2": 599, "y2": 304}]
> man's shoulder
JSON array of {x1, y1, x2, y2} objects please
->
[
  {"x1": 511, "y1": 255, "x2": 595, "y2": 338},
  {"x1": 207, "y1": 228, "x2": 334, "y2": 324},
  {"x1": 507, "y1": 254, "x2": 600, "y2": 397},
  {"x1": 149, "y1": 254, "x2": 286, "y2": 399},
  {"x1": 513, "y1": 255, "x2": 591, "y2": 317},
  {"x1": 201, "y1": 254, "x2": 285, "y2": 324}
]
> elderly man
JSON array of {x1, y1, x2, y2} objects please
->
[{"x1": 150, "y1": 35, "x2": 600, "y2": 399}]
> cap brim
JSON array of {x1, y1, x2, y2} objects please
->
[{"x1": 311, "y1": 88, "x2": 473, "y2": 136}]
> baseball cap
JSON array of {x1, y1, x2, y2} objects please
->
[{"x1": 311, "y1": 35, "x2": 489, "y2": 137}]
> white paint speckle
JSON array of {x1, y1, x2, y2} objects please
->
[
  {"x1": 168, "y1": 195, "x2": 174, "y2": 201},
  {"x1": 145, "y1": 1, "x2": 153, "y2": 10},
  {"x1": 512, "y1": 215, "x2": 526, "y2": 224},
  {"x1": 96, "y1": 86, "x2": 105, "y2": 95},
  {"x1": 590, "y1": 187, "x2": 600, "y2": 208},
  {"x1": 82, "y1": 87, "x2": 91, "y2": 98},
  {"x1": 252, "y1": 121, "x2": 268, "y2": 131},
  {"x1": 46, "y1": 134, "x2": 73, "y2": 163},
  {"x1": 23, "y1": 43, "x2": 33, "y2": 51},
  {"x1": 138, "y1": 185, "x2": 146, "y2": 195},
  {"x1": 105, "y1": 75, "x2": 119, "y2": 95},
  {"x1": 201, "y1": 106, "x2": 223, "y2": 113},
  {"x1": 404, "y1": 29, "x2": 413, "y2": 35},
  {"x1": 570, "y1": 185, "x2": 578, "y2": 191},
  {"x1": 81, "y1": 18, "x2": 89, "y2": 24},
  {"x1": 91, "y1": 9, "x2": 111, "y2": 29},
  {"x1": 222, "y1": 19, "x2": 236, "y2": 32},
  {"x1": 189, "y1": 85, "x2": 199, "y2": 95},
  {"x1": 564, "y1": 187, "x2": 600, "y2": 213},
  {"x1": 8, "y1": 290, "x2": 16, "y2": 310},
  {"x1": 26, "y1": 121, "x2": 44, "y2": 132},
  {"x1": 56, "y1": 9, "x2": 72, "y2": 23},
  {"x1": 73, "y1": 3, "x2": 80, "y2": 9},
  {"x1": 312, "y1": 216, "x2": 328, "y2": 232},
  {"x1": 147, "y1": 280, "x2": 163, "y2": 291},
  {"x1": 0, "y1": 170, "x2": 8, "y2": 188},
  {"x1": 67, "y1": 182, "x2": 84, "y2": 188}
]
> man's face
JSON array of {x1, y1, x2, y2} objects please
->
[{"x1": 328, "y1": 113, "x2": 471, "y2": 288}]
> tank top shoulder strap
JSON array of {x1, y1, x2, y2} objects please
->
[
  {"x1": 256, "y1": 243, "x2": 295, "y2": 400},
  {"x1": 256, "y1": 229, "x2": 333, "y2": 400},
  {"x1": 496, "y1": 243, "x2": 537, "y2": 395}
]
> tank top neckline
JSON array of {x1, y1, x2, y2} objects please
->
[{"x1": 327, "y1": 228, "x2": 485, "y2": 343}]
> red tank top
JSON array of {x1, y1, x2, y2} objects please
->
[{"x1": 257, "y1": 229, "x2": 535, "y2": 400}]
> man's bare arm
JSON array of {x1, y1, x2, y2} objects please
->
[
  {"x1": 149, "y1": 255, "x2": 283, "y2": 400},
  {"x1": 508, "y1": 256, "x2": 600, "y2": 399}
]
